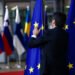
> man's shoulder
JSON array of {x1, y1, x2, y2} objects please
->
[{"x1": 58, "y1": 28, "x2": 68, "y2": 38}]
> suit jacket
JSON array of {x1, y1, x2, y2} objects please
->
[{"x1": 28, "y1": 27, "x2": 68, "y2": 75}]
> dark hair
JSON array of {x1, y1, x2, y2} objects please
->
[{"x1": 52, "y1": 12, "x2": 66, "y2": 28}]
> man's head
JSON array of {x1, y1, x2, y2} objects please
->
[{"x1": 51, "y1": 12, "x2": 66, "y2": 29}]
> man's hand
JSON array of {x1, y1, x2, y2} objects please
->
[{"x1": 33, "y1": 28, "x2": 40, "y2": 36}]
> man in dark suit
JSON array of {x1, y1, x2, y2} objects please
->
[{"x1": 28, "y1": 12, "x2": 69, "y2": 75}]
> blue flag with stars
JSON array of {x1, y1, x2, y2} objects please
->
[
  {"x1": 66, "y1": 0, "x2": 75, "y2": 74},
  {"x1": 24, "y1": 0, "x2": 43, "y2": 75}
]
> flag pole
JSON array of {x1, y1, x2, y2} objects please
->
[
  {"x1": 7, "y1": 56, "x2": 10, "y2": 66},
  {"x1": 16, "y1": 54, "x2": 21, "y2": 69},
  {"x1": 17, "y1": 54, "x2": 21, "y2": 68},
  {"x1": 6, "y1": 56, "x2": 10, "y2": 69},
  {"x1": 18, "y1": 55, "x2": 21, "y2": 65}
]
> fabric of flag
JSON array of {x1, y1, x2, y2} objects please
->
[
  {"x1": 0, "y1": 34, "x2": 4, "y2": 54},
  {"x1": 23, "y1": 6, "x2": 31, "y2": 49},
  {"x1": 24, "y1": 0, "x2": 43, "y2": 75},
  {"x1": 24, "y1": 6, "x2": 31, "y2": 37},
  {"x1": 13, "y1": 6, "x2": 26, "y2": 56},
  {"x1": 66, "y1": 0, "x2": 75, "y2": 74},
  {"x1": 2, "y1": 6, "x2": 13, "y2": 56}
]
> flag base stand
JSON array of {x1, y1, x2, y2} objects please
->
[
  {"x1": 5, "y1": 65, "x2": 10, "y2": 69},
  {"x1": 16, "y1": 55, "x2": 21, "y2": 69},
  {"x1": 5, "y1": 56, "x2": 10, "y2": 69},
  {"x1": 16, "y1": 64, "x2": 21, "y2": 69}
]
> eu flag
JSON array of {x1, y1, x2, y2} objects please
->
[
  {"x1": 66, "y1": 0, "x2": 75, "y2": 74},
  {"x1": 24, "y1": 0, "x2": 44, "y2": 75}
]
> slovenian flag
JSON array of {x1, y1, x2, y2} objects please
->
[
  {"x1": 2, "y1": 6, "x2": 13, "y2": 56},
  {"x1": 13, "y1": 6, "x2": 25, "y2": 56}
]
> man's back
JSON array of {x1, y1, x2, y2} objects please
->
[
  {"x1": 28, "y1": 27, "x2": 68, "y2": 75},
  {"x1": 42, "y1": 27, "x2": 68, "y2": 75}
]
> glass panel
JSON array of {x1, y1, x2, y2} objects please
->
[
  {"x1": 0, "y1": 2, "x2": 3, "y2": 15},
  {"x1": 0, "y1": 2, "x2": 3, "y2": 29},
  {"x1": 0, "y1": 16, "x2": 3, "y2": 28},
  {"x1": 9, "y1": 8, "x2": 27, "y2": 33},
  {"x1": 64, "y1": 0, "x2": 71, "y2": 15},
  {"x1": 45, "y1": 0, "x2": 56, "y2": 28}
]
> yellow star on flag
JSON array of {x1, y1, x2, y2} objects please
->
[
  {"x1": 34, "y1": 22, "x2": 39, "y2": 28},
  {"x1": 41, "y1": 25, "x2": 44, "y2": 30},
  {"x1": 37, "y1": 64, "x2": 40, "y2": 69},
  {"x1": 73, "y1": 21, "x2": 75, "y2": 24},
  {"x1": 65, "y1": 25, "x2": 68, "y2": 30},
  {"x1": 29, "y1": 67, "x2": 34, "y2": 73},
  {"x1": 68, "y1": 63, "x2": 74, "y2": 69}
]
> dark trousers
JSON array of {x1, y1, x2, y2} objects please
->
[{"x1": 43, "y1": 63, "x2": 69, "y2": 75}]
